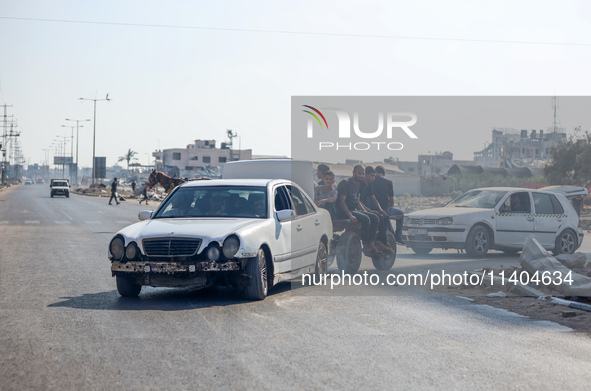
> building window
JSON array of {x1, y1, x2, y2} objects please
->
[
  {"x1": 172, "y1": 152, "x2": 181, "y2": 160},
  {"x1": 218, "y1": 157, "x2": 227, "y2": 163},
  {"x1": 203, "y1": 156, "x2": 211, "y2": 164},
  {"x1": 190, "y1": 156, "x2": 198, "y2": 161},
  {"x1": 185, "y1": 166, "x2": 194, "y2": 171}
]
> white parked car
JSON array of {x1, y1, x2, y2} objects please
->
[
  {"x1": 108, "y1": 179, "x2": 333, "y2": 299},
  {"x1": 402, "y1": 187, "x2": 584, "y2": 257}
]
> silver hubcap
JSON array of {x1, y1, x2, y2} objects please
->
[
  {"x1": 317, "y1": 245, "x2": 327, "y2": 274},
  {"x1": 560, "y1": 232, "x2": 575, "y2": 253},
  {"x1": 474, "y1": 230, "x2": 488, "y2": 253},
  {"x1": 260, "y1": 251, "x2": 267, "y2": 291}
]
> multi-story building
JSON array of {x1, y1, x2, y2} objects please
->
[
  {"x1": 474, "y1": 128, "x2": 566, "y2": 168},
  {"x1": 153, "y1": 139, "x2": 252, "y2": 178}
]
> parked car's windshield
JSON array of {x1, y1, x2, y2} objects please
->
[
  {"x1": 445, "y1": 189, "x2": 508, "y2": 209},
  {"x1": 52, "y1": 181, "x2": 68, "y2": 186},
  {"x1": 153, "y1": 186, "x2": 268, "y2": 219}
]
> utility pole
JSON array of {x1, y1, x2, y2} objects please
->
[
  {"x1": 79, "y1": 94, "x2": 110, "y2": 184},
  {"x1": 65, "y1": 118, "x2": 90, "y2": 185},
  {"x1": 226, "y1": 129, "x2": 237, "y2": 162}
]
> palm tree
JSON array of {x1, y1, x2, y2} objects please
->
[{"x1": 118, "y1": 149, "x2": 138, "y2": 171}]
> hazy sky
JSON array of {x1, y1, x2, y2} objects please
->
[{"x1": 2, "y1": 0, "x2": 591, "y2": 168}]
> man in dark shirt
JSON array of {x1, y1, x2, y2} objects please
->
[
  {"x1": 109, "y1": 177, "x2": 120, "y2": 205},
  {"x1": 374, "y1": 166, "x2": 405, "y2": 244},
  {"x1": 360, "y1": 166, "x2": 395, "y2": 254},
  {"x1": 336, "y1": 165, "x2": 382, "y2": 255}
]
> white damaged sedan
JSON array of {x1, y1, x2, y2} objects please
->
[
  {"x1": 109, "y1": 179, "x2": 333, "y2": 299},
  {"x1": 402, "y1": 187, "x2": 584, "y2": 257}
]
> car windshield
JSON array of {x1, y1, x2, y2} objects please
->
[
  {"x1": 153, "y1": 186, "x2": 268, "y2": 219},
  {"x1": 445, "y1": 189, "x2": 508, "y2": 209},
  {"x1": 53, "y1": 181, "x2": 67, "y2": 186}
]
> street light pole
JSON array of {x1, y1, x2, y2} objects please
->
[
  {"x1": 79, "y1": 95, "x2": 110, "y2": 185},
  {"x1": 61, "y1": 125, "x2": 75, "y2": 182},
  {"x1": 65, "y1": 118, "x2": 90, "y2": 185}
]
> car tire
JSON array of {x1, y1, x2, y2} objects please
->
[
  {"x1": 410, "y1": 247, "x2": 432, "y2": 255},
  {"x1": 553, "y1": 229, "x2": 577, "y2": 255},
  {"x1": 244, "y1": 248, "x2": 268, "y2": 300},
  {"x1": 371, "y1": 231, "x2": 397, "y2": 270},
  {"x1": 314, "y1": 242, "x2": 328, "y2": 278},
  {"x1": 336, "y1": 231, "x2": 362, "y2": 274},
  {"x1": 116, "y1": 275, "x2": 141, "y2": 297},
  {"x1": 465, "y1": 225, "x2": 490, "y2": 257}
]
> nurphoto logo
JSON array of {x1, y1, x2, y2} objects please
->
[{"x1": 302, "y1": 105, "x2": 418, "y2": 151}]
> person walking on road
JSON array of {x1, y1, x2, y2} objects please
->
[
  {"x1": 109, "y1": 177, "x2": 120, "y2": 205},
  {"x1": 139, "y1": 184, "x2": 149, "y2": 205},
  {"x1": 131, "y1": 180, "x2": 136, "y2": 193}
]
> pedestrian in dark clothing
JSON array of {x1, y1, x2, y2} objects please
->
[
  {"x1": 139, "y1": 184, "x2": 149, "y2": 205},
  {"x1": 109, "y1": 177, "x2": 120, "y2": 205},
  {"x1": 131, "y1": 180, "x2": 136, "y2": 192}
]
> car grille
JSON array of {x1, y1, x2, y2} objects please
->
[
  {"x1": 142, "y1": 238, "x2": 202, "y2": 257},
  {"x1": 409, "y1": 218, "x2": 437, "y2": 225}
]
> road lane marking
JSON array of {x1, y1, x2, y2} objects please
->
[
  {"x1": 85, "y1": 221, "x2": 100, "y2": 224},
  {"x1": 0, "y1": 221, "x2": 8, "y2": 224},
  {"x1": 116, "y1": 221, "x2": 132, "y2": 224},
  {"x1": 55, "y1": 221, "x2": 71, "y2": 225},
  {"x1": 25, "y1": 220, "x2": 40, "y2": 224},
  {"x1": 60, "y1": 210, "x2": 74, "y2": 220}
]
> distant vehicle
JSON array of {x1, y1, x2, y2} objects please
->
[
  {"x1": 36, "y1": 178, "x2": 45, "y2": 184},
  {"x1": 50, "y1": 179, "x2": 70, "y2": 198},
  {"x1": 108, "y1": 179, "x2": 333, "y2": 299},
  {"x1": 24, "y1": 179, "x2": 34, "y2": 185},
  {"x1": 403, "y1": 187, "x2": 583, "y2": 257}
]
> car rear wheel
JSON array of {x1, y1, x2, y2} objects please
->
[
  {"x1": 244, "y1": 248, "x2": 268, "y2": 300},
  {"x1": 553, "y1": 229, "x2": 577, "y2": 255},
  {"x1": 116, "y1": 275, "x2": 141, "y2": 297},
  {"x1": 465, "y1": 225, "x2": 490, "y2": 257},
  {"x1": 371, "y1": 231, "x2": 397, "y2": 270},
  {"x1": 336, "y1": 231, "x2": 362, "y2": 274}
]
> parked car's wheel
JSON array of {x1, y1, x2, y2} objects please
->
[
  {"x1": 410, "y1": 247, "x2": 432, "y2": 255},
  {"x1": 336, "y1": 231, "x2": 362, "y2": 274},
  {"x1": 244, "y1": 248, "x2": 268, "y2": 300},
  {"x1": 50, "y1": 193, "x2": 54, "y2": 198},
  {"x1": 371, "y1": 231, "x2": 397, "y2": 270},
  {"x1": 116, "y1": 275, "x2": 141, "y2": 297},
  {"x1": 553, "y1": 229, "x2": 577, "y2": 255},
  {"x1": 66, "y1": 192, "x2": 69, "y2": 198},
  {"x1": 314, "y1": 242, "x2": 328, "y2": 278},
  {"x1": 465, "y1": 225, "x2": 490, "y2": 257}
]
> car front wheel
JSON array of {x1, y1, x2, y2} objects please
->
[
  {"x1": 465, "y1": 225, "x2": 490, "y2": 257},
  {"x1": 314, "y1": 242, "x2": 328, "y2": 278},
  {"x1": 553, "y1": 229, "x2": 577, "y2": 255},
  {"x1": 244, "y1": 248, "x2": 268, "y2": 300},
  {"x1": 116, "y1": 275, "x2": 141, "y2": 297}
]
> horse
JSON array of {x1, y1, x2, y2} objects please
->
[
  {"x1": 148, "y1": 170, "x2": 187, "y2": 193},
  {"x1": 148, "y1": 170, "x2": 212, "y2": 193}
]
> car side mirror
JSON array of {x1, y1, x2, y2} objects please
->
[
  {"x1": 138, "y1": 210, "x2": 153, "y2": 221},
  {"x1": 276, "y1": 209, "x2": 296, "y2": 222}
]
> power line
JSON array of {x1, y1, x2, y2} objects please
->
[{"x1": 1, "y1": 16, "x2": 590, "y2": 47}]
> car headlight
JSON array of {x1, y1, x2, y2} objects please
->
[
  {"x1": 403, "y1": 216, "x2": 410, "y2": 226},
  {"x1": 436, "y1": 217, "x2": 453, "y2": 225},
  {"x1": 207, "y1": 245, "x2": 220, "y2": 261},
  {"x1": 109, "y1": 236, "x2": 125, "y2": 261},
  {"x1": 125, "y1": 242, "x2": 138, "y2": 260},
  {"x1": 222, "y1": 236, "x2": 240, "y2": 259}
]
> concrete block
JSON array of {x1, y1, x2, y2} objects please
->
[
  {"x1": 555, "y1": 252, "x2": 587, "y2": 269},
  {"x1": 520, "y1": 236, "x2": 591, "y2": 297}
]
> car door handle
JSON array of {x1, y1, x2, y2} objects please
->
[
  {"x1": 315, "y1": 219, "x2": 320, "y2": 226},
  {"x1": 296, "y1": 224, "x2": 303, "y2": 232}
]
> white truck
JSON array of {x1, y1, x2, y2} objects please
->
[{"x1": 50, "y1": 179, "x2": 70, "y2": 198}]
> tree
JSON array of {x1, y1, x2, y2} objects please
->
[
  {"x1": 118, "y1": 149, "x2": 138, "y2": 171},
  {"x1": 545, "y1": 127, "x2": 591, "y2": 185}
]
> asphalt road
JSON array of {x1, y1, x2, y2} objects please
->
[{"x1": 1, "y1": 184, "x2": 591, "y2": 390}]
